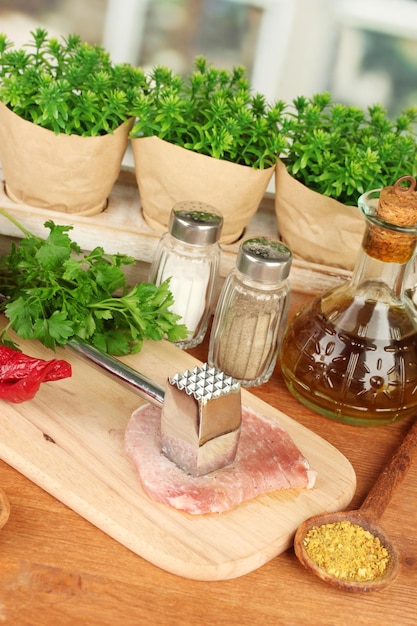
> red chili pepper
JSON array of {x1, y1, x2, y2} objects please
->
[{"x1": 0, "y1": 346, "x2": 72, "y2": 403}]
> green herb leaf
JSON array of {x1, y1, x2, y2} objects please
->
[
  {"x1": 0, "y1": 209, "x2": 188, "y2": 354},
  {"x1": 129, "y1": 56, "x2": 288, "y2": 168},
  {"x1": 0, "y1": 28, "x2": 146, "y2": 136},
  {"x1": 283, "y1": 92, "x2": 417, "y2": 204}
]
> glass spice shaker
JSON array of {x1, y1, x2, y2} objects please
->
[
  {"x1": 280, "y1": 175, "x2": 417, "y2": 426},
  {"x1": 148, "y1": 200, "x2": 223, "y2": 349},
  {"x1": 208, "y1": 237, "x2": 292, "y2": 387}
]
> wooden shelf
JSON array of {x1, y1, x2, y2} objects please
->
[{"x1": 0, "y1": 165, "x2": 351, "y2": 295}]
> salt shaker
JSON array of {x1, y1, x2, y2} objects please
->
[
  {"x1": 149, "y1": 201, "x2": 223, "y2": 349},
  {"x1": 208, "y1": 237, "x2": 292, "y2": 387}
]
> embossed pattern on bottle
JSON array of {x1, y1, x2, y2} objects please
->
[{"x1": 280, "y1": 298, "x2": 417, "y2": 425}]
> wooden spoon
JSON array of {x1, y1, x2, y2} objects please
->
[
  {"x1": 0, "y1": 487, "x2": 10, "y2": 531},
  {"x1": 294, "y1": 418, "x2": 417, "y2": 592}
]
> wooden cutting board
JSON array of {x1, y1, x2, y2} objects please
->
[{"x1": 0, "y1": 332, "x2": 356, "y2": 581}]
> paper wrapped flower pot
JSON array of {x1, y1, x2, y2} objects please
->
[
  {"x1": 0, "y1": 102, "x2": 131, "y2": 216},
  {"x1": 132, "y1": 136, "x2": 274, "y2": 244},
  {"x1": 275, "y1": 160, "x2": 365, "y2": 271}
]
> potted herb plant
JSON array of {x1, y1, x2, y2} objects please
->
[
  {"x1": 0, "y1": 28, "x2": 146, "y2": 215},
  {"x1": 275, "y1": 93, "x2": 417, "y2": 269},
  {"x1": 129, "y1": 56, "x2": 288, "y2": 243}
]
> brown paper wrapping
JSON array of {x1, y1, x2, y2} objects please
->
[
  {"x1": 0, "y1": 102, "x2": 131, "y2": 215},
  {"x1": 131, "y1": 136, "x2": 274, "y2": 244},
  {"x1": 274, "y1": 160, "x2": 365, "y2": 271}
]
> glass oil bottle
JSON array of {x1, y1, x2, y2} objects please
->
[{"x1": 280, "y1": 176, "x2": 417, "y2": 425}]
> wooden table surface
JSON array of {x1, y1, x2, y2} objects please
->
[{"x1": 0, "y1": 290, "x2": 416, "y2": 626}]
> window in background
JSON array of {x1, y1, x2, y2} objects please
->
[
  {"x1": 102, "y1": 0, "x2": 260, "y2": 76},
  {"x1": 137, "y1": 0, "x2": 259, "y2": 74},
  {"x1": 0, "y1": 0, "x2": 106, "y2": 46},
  {"x1": 330, "y1": 25, "x2": 417, "y2": 117}
]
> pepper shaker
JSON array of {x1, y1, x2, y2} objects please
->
[
  {"x1": 208, "y1": 237, "x2": 292, "y2": 387},
  {"x1": 149, "y1": 201, "x2": 223, "y2": 349}
]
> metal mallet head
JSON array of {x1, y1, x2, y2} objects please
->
[
  {"x1": 161, "y1": 363, "x2": 242, "y2": 477},
  {"x1": 68, "y1": 342, "x2": 241, "y2": 477}
]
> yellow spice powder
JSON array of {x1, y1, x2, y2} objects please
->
[{"x1": 303, "y1": 520, "x2": 390, "y2": 582}]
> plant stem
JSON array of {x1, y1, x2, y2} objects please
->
[{"x1": 0, "y1": 208, "x2": 32, "y2": 238}]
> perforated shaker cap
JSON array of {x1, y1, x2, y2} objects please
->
[
  {"x1": 237, "y1": 237, "x2": 292, "y2": 284},
  {"x1": 169, "y1": 201, "x2": 223, "y2": 245}
]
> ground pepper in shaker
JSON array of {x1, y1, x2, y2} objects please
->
[
  {"x1": 208, "y1": 237, "x2": 292, "y2": 387},
  {"x1": 149, "y1": 201, "x2": 223, "y2": 349}
]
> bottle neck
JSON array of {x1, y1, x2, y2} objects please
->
[
  {"x1": 321, "y1": 222, "x2": 417, "y2": 318},
  {"x1": 351, "y1": 221, "x2": 417, "y2": 296},
  {"x1": 320, "y1": 223, "x2": 417, "y2": 337},
  {"x1": 350, "y1": 246, "x2": 410, "y2": 299}
]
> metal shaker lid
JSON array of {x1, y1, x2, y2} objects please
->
[
  {"x1": 237, "y1": 237, "x2": 292, "y2": 284},
  {"x1": 169, "y1": 201, "x2": 223, "y2": 245}
]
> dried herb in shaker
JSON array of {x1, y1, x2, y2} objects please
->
[{"x1": 208, "y1": 237, "x2": 292, "y2": 387}]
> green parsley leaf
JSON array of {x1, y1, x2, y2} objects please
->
[{"x1": 0, "y1": 209, "x2": 188, "y2": 354}]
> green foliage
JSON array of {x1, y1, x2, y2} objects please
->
[
  {"x1": 129, "y1": 56, "x2": 288, "y2": 169},
  {"x1": 0, "y1": 209, "x2": 188, "y2": 355},
  {"x1": 283, "y1": 93, "x2": 417, "y2": 205},
  {"x1": 1, "y1": 28, "x2": 416, "y2": 200},
  {"x1": 0, "y1": 28, "x2": 147, "y2": 136}
]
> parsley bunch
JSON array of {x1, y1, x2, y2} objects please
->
[
  {"x1": 283, "y1": 93, "x2": 417, "y2": 205},
  {"x1": 0, "y1": 28, "x2": 147, "y2": 136},
  {"x1": 129, "y1": 56, "x2": 288, "y2": 168},
  {"x1": 0, "y1": 210, "x2": 187, "y2": 355}
]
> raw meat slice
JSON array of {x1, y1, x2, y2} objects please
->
[{"x1": 124, "y1": 403, "x2": 316, "y2": 515}]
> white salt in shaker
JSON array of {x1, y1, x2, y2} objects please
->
[
  {"x1": 149, "y1": 201, "x2": 223, "y2": 349},
  {"x1": 208, "y1": 237, "x2": 292, "y2": 387}
]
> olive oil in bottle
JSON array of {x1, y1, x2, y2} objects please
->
[{"x1": 280, "y1": 176, "x2": 417, "y2": 425}]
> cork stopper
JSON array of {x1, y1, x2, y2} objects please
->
[
  {"x1": 377, "y1": 176, "x2": 417, "y2": 226},
  {"x1": 363, "y1": 176, "x2": 417, "y2": 264}
]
